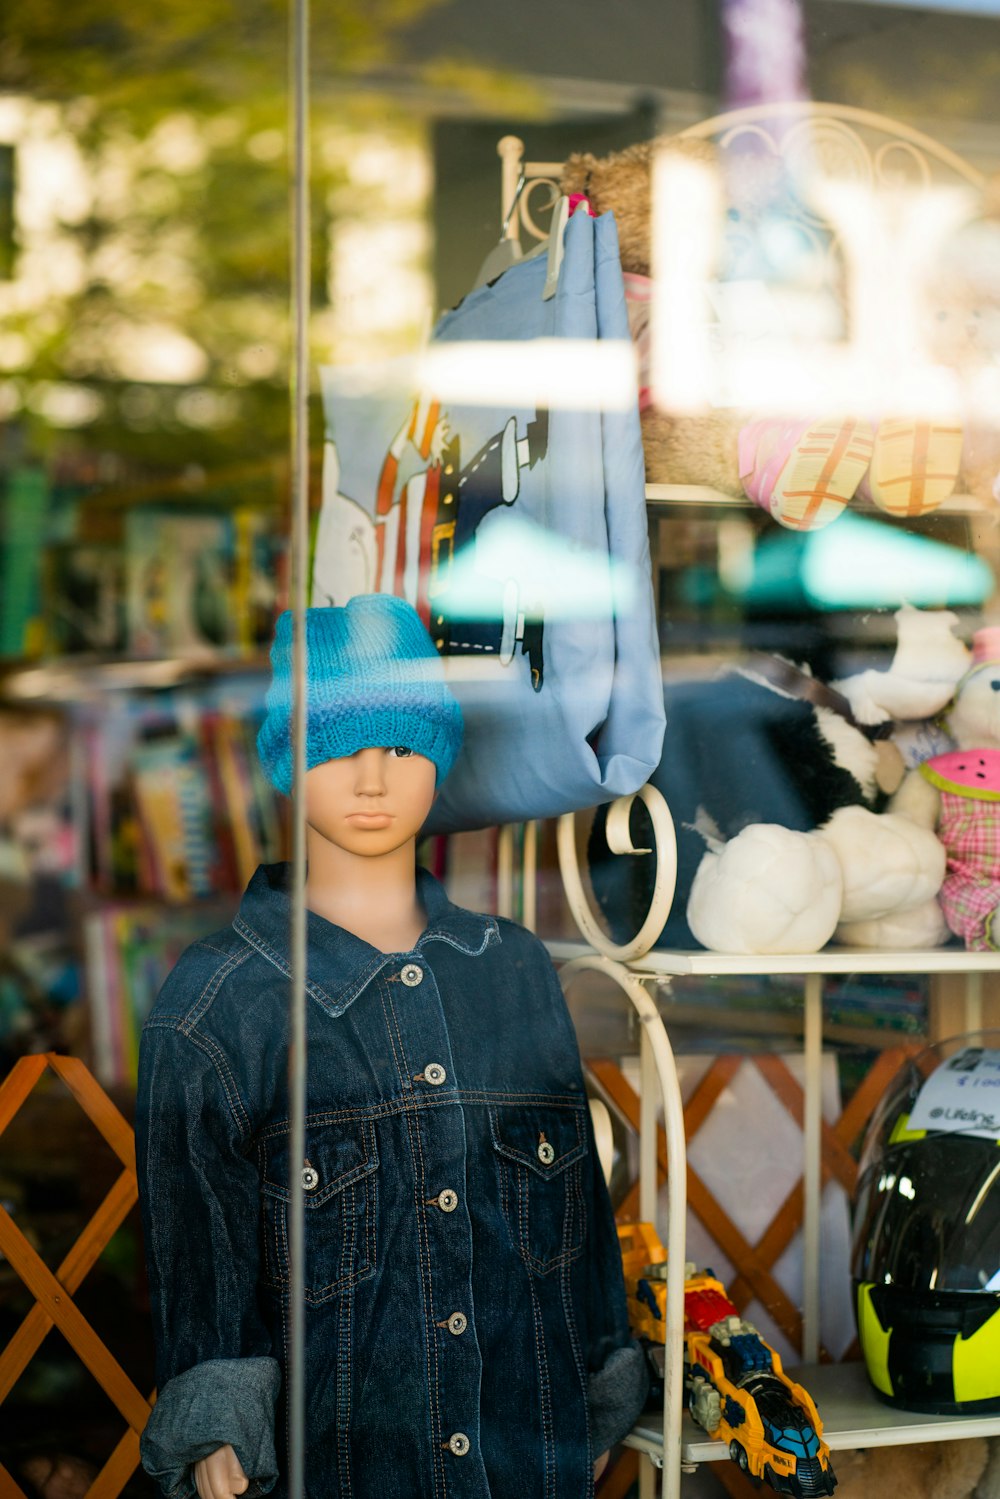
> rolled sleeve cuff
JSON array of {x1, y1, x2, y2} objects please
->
[
  {"x1": 141, "y1": 1357, "x2": 281, "y2": 1499},
  {"x1": 587, "y1": 1340, "x2": 649, "y2": 1454}
]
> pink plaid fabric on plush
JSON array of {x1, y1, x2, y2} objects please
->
[{"x1": 929, "y1": 785, "x2": 1000, "y2": 950}]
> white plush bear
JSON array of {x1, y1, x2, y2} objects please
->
[{"x1": 687, "y1": 607, "x2": 969, "y2": 954}]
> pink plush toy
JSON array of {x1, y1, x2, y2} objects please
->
[{"x1": 893, "y1": 627, "x2": 1000, "y2": 949}]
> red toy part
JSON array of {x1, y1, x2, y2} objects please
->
[{"x1": 684, "y1": 1285, "x2": 739, "y2": 1332}]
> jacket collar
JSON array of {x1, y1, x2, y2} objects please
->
[{"x1": 233, "y1": 861, "x2": 500, "y2": 1017}]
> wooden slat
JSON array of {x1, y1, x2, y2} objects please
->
[
  {"x1": 0, "y1": 1465, "x2": 27, "y2": 1499},
  {"x1": 0, "y1": 1055, "x2": 49, "y2": 1136},
  {"x1": 85, "y1": 1398, "x2": 155, "y2": 1499},
  {"x1": 752, "y1": 1056, "x2": 857, "y2": 1192},
  {"x1": 592, "y1": 1046, "x2": 918, "y2": 1368},
  {"x1": 592, "y1": 1058, "x2": 812, "y2": 1350},
  {"x1": 597, "y1": 1449, "x2": 638, "y2": 1498},
  {"x1": 0, "y1": 1051, "x2": 153, "y2": 1499},
  {"x1": 0, "y1": 1209, "x2": 151, "y2": 1431},
  {"x1": 683, "y1": 1054, "x2": 742, "y2": 1138},
  {"x1": 47, "y1": 1054, "x2": 136, "y2": 1170},
  {"x1": 834, "y1": 1044, "x2": 920, "y2": 1151},
  {"x1": 687, "y1": 1168, "x2": 819, "y2": 1354},
  {"x1": 0, "y1": 1170, "x2": 137, "y2": 1404}
]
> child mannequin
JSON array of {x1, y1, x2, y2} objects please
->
[{"x1": 136, "y1": 595, "x2": 645, "y2": 1499}]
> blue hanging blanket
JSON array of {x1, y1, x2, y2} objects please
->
[{"x1": 315, "y1": 209, "x2": 665, "y2": 833}]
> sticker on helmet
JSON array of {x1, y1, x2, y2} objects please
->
[{"x1": 908, "y1": 1046, "x2": 1000, "y2": 1141}]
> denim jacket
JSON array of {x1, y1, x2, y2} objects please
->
[{"x1": 136, "y1": 863, "x2": 646, "y2": 1499}]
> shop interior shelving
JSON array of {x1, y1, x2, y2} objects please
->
[
  {"x1": 548, "y1": 906, "x2": 1000, "y2": 1496},
  {"x1": 501, "y1": 99, "x2": 1000, "y2": 1496}
]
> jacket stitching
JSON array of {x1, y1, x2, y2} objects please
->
[
  {"x1": 337, "y1": 1272, "x2": 353, "y2": 1495},
  {"x1": 254, "y1": 1093, "x2": 586, "y2": 1137},
  {"x1": 560, "y1": 1253, "x2": 591, "y2": 1473},
  {"x1": 382, "y1": 983, "x2": 445, "y2": 1499},
  {"x1": 418, "y1": 921, "x2": 500, "y2": 958},
  {"x1": 182, "y1": 945, "x2": 254, "y2": 1033},
  {"x1": 231, "y1": 911, "x2": 499, "y2": 1013},
  {"x1": 232, "y1": 915, "x2": 341, "y2": 1007},
  {"x1": 376, "y1": 976, "x2": 409, "y2": 1092},
  {"x1": 403, "y1": 1101, "x2": 445, "y2": 1499},
  {"x1": 182, "y1": 1028, "x2": 252, "y2": 1139},
  {"x1": 526, "y1": 1243, "x2": 556, "y2": 1499}
]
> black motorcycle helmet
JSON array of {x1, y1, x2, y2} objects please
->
[{"x1": 851, "y1": 1033, "x2": 1000, "y2": 1415}]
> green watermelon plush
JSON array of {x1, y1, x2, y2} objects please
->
[{"x1": 921, "y1": 749, "x2": 1000, "y2": 801}]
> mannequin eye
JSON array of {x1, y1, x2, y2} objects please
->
[{"x1": 388, "y1": 746, "x2": 414, "y2": 758}]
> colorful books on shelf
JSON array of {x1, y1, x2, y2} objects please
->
[
  {"x1": 84, "y1": 691, "x2": 285, "y2": 902},
  {"x1": 131, "y1": 734, "x2": 223, "y2": 903},
  {"x1": 84, "y1": 901, "x2": 233, "y2": 1086}
]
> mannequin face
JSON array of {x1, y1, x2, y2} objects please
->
[{"x1": 304, "y1": 746, "x2": 437, "y2": 858}]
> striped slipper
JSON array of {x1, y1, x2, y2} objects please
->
[
  {"x1": 739, "y1": 416, "x2": 875, "y2": 530},
  {"x1": 859, "y1": 418, "x2": 963, "y2": 517}
]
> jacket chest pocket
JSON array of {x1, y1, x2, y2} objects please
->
[
  {"x1": 259, "y1": 1122, "x2": 378, "y2": 1305},
  {"x1": 489, "y1": 1106, "x2": 587, "y2": 1276}
]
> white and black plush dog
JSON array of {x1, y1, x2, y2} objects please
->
[{"x1": 589, "y1": 607, "x2": 969, "y2": 954}]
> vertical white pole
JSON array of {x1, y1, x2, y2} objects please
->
[
  {"x1": 287, "y1": 0, "x2": 310, "y2": 1494},
  {"x1": 640, "y1": 1024, "x2": 658, "y2": 1225},
  {"x1": 802, "y1": 972, "x2": 823, "y2": 1365},
  {"x1": 639, "y1": 1007, "x2": 665, "y2": 1499}
]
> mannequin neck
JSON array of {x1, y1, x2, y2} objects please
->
[{"x1": 304, "y1": 825, "x2": 426, "y2": 954}]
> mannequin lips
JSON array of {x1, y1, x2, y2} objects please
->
[{"x1": 346, "y1": 810, "x2": 394, "y2": 828}]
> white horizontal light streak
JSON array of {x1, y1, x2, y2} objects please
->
[
  {"x1": 415, "y1": 338, "x2": 638, "y2": 412},
  {"x1": 335, "y1": 340, "x2": 638, "y2": 412}
]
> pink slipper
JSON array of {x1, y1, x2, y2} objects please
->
[
  {"x1": 740, "y1": 416, "x2": 875, "y2": 530},
  {"x1": 859, "y1": 418, "x2": 963, "y2": 517}
]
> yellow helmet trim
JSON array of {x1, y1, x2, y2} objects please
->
[
  {"x1": 953, "y1": 1305, "x2": 1000, "y2": 1403},
  {"x1": 857, "y1": 1283, "x2": 893, "y2": 1397},
  {"x1": 889, "y1": 1113, "x2": 927, "y2": 1146}
]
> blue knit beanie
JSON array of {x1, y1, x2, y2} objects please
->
[{"x1": 257, "y1": 596, "x2": 463, "y2": 795}]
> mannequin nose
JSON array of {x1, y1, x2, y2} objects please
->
[{"x1": 353, "y1": 748, "x2": 387, "y2": 795}]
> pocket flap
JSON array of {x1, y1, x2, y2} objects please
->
[
  {"x1": 261, "y1": 1121, "x2": 378, "y2": 1206},
  {"x1": 489, "y1": 1106, "x2": 587, "y2": 1178}
]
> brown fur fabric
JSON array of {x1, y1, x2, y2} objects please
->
[
  {"x1": 560, "y1": 136, "x2": 718, "y2": 277},
  {"x1": 562, "y1": 134, "x2": 1000, "y2": 504},
  {"x1": 562, "y1": 136, "x2": 746, "y2": 494}
]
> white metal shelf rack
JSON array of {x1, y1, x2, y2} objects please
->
[
  {"x1": 542, "y1": 796, "x2": 1000, "y2": 1499},
  {"x1": 493, "y1": 99, "x2": 1000, "y2": 1496}
]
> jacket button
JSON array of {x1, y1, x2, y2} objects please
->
[
  {"x1": 424, "y1": 1062, "x2": 447, "y2": 1086},
  {"x1": 302, "y1": 1162, "x2": 320, "y2": 1191},
  {"x1": 448, "y1": 1433, "x2": 470, "y2": 1457},
  {"x1": 401, "y1": 963, "x2": 423, "y2": 987},
  {"x1": 537, "y1": 1140, "x2": 555, "y2": 1166},
  {"x1": 447, "y1": 1312, "x2": 468, "y2": 1336},
  {"x1": 437, "y1": 1189, "x2": 459, "y2": 1213}
]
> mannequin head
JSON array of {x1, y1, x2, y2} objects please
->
[
  {"x1": 258, "y1": 595, "x2": 463, "y2": 799},
  {"x1": 304, "y1": 745, "x2": 437, "y2": 859}
]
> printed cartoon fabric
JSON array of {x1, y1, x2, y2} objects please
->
[{"x1": 314, "y1": 209, "x2": 665, "y2": 833}]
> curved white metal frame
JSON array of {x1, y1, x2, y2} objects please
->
[
  {"x1": 498, "y1": 101, "x2": 986, "y2": 252},
  {"x1": 556, "y1": 785, "x2": 679, "y2": 963},
  {"x1": 560, "y1": 954, "x2": 688, "y2": 1499}
]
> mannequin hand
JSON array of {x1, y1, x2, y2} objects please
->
[
  {"x1": 193, "y1": 1446, "x2": 249, "y2": 1499},
  {"x1": 593, "y1": 1450, "x2": 609, "y2": 1484}
]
